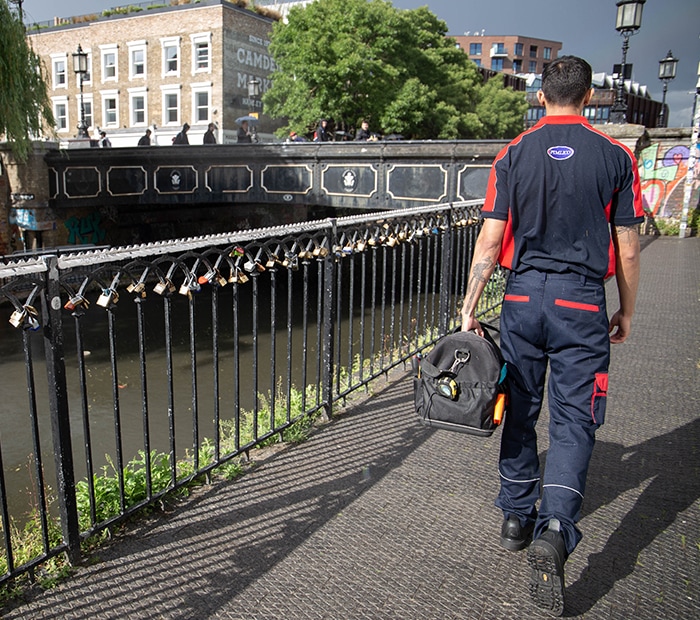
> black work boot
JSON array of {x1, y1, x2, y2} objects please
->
[
  {"x1": 500, "y1": 516, "x2": 534, "y2": 551},
  {"x1": 527, "y1": 518, "x2": 567, "y2": 616}
]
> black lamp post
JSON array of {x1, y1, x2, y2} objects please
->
[
  {"x1": 610, "y1": 0, "x2": 645, "y2": 124},
  {"x1": 657, "y1": 50, "x2": 678, "y2": 128},
  {"x1": 247, "y1": 77, "x2": 261, "y2": 141},
  {"x1": 72, "y1": 44, "x2": 90, "y2": 139}
]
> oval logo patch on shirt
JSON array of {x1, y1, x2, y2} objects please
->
[{"x1": 547, "y1": 146, "x2": 575, "y2": 161}]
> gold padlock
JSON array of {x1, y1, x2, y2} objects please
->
[
  {"x1": 154, "y1": 279, "x2": 175, "y2": 295},
  {"x1": 96, "y1": 288, "x2": 118, "y2": 308},
  {"x1": 127, "y1": 282, "x2": 146, "y2": 294}
]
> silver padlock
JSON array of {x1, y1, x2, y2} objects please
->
[{"x1": 9, "y1": 308, "x2": 27, "y2": 328}]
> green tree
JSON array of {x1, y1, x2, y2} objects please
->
[
  {"x1": 263, "y1": 0, "x2": 525, "y2": 140},
  {"x1": 475, "y1": 73, "x2": 530, "y2": 140},
  {"x1": 0, "y1": 1, "x2": 54, "y2": 161}
]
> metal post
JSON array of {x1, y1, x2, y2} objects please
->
[
  {"x1": 659, "y1": 81, "x2": 669, "y2": 128},
  {"x1": 438, "y1": 210, "x2": 454, "y2": 336},
  {"x1": 41, "y1": 256, "x2": 81, "y2": 564},
  {"x1": 321, "y1": 220, "x2": 337, "y2": 418},
  {"x1": 611, "y1": 34, "x2": 630, "y2": 124}
]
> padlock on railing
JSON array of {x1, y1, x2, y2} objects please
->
[
  {"x1": 96, "y1": 288, "x2": 119, "y2": 308},
  {"x1": 178, "y1": 275, "x2": 201, "y2": 297},
  {"x1": 153, "y1": 278, "x2": 176, "y2": 296},
  {"x1": 9, "y1": 307, "x2": 27, "y2": 328},
  {"x1": 126, "y1": 281, "x2": 146, "y2": 296},
  {"x1": 197, "y1": 269, "x2": 217, "y2": 285},
  {"x1": 9, "y1": 305, "x2": 40, "y2": 330},
  {"x1": 229, "y1": 268, "x2": 249, "y2": 284},
  {"x1": 64, "y1": 294, "x2": 90, "y2": 311}
]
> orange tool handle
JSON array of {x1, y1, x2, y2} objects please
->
[{"x1": 493, "y1": 393, "x2": 506, "y2": 425}]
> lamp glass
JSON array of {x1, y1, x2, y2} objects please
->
[
  {"x1": 72, "y1": 45, "x2": 88, "y2": 75},
  {"x1": 658, "y1": 52, "x2": 678, "y2": 80},
  {"x1": 615, "y1": 0, "x2": 645, "y2": 31}
]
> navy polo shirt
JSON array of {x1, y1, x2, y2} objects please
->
[{"x1": 482, "y1": 115, "x2": 644, "y2": 280}]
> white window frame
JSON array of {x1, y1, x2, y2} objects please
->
[
  {"x1": 100, "y1": 44, "x2": 119, "y2": 83},
  {"x1": 100, "y1": 89, "x2": 119, "y2": 127},
  {"x1": 190, "y1": 32, "x2": 212, "y2": 75},
  {"x1": 52, "y1": 96, "x2": 69, "y2": 132},
  {"x1": 128, "y1": 40, "x2": 147, "y2": 81},
  {"x1": 161, "y1": 36, "x2": 181, "y2": 78},
  {"x1": 191, "y1": 82, "x2": 212, "y2": 124},
  {"x1": 128, "y1": 87, "x2": 148, "y2": 127},
  {"x1": 51, "y1": 53, "x2": 68, "y2": 90},
  {"x1": 161, "y1": 85, "x2": 181, "y2": 126}
]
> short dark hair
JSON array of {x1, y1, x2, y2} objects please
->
[{"x1": 541, "y1": 56, "x2": 592, "y2": 107}]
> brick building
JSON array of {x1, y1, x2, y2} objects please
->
[
  {"x1": 27, "y1": 0, "x2": 282, "y2": 147},
  {"x1": 452, "y1": 34, "x2": 562, "y2": 75}
]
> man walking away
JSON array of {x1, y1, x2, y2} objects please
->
[{"x1": 460, "y1": 56, "x2": 643, "y2": 616}]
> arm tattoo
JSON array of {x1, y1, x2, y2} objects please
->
[{"x1": 463, "y1": 257, "x2": 496, "y2": 309}]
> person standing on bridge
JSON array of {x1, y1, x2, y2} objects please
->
[
  {"x1": 314, "y1": 119, "x2": 332, "y2": 142},
  {"x1": 237, "y1": 120, "x2": 253, "y2": 143},
  {"x1": 460, "y1": 56, "x2": 643, "y2": 616},
  {"x1": 98, "y1": 130, "x2": 112, "y2": 148},
  {"x1": 172, "y1": 123, "x2": 190, "y2": 145},
  {"x1": 138, "y1": 129, "x2": 152, "y2": 146},
  {"x1": 203, "y1": 123, "x2": 217, "y2": 145}
]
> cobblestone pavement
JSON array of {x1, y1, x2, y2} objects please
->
[{"x1": 3, "y1": 237, "x2": 698, "y2": 620}]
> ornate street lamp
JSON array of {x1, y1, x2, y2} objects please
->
[
  {"x1": 247, "y1": 77, "x2": 261, "y2": 112},
  {"x1": 657, "y1": 50, "x2": 678, "y2": 128},
  {"x1": 610, "y1": 0, "x2": 646, "y2": 124},
  {"x1": 72, "y1": 44, "x2": 90, "y2": 139}
]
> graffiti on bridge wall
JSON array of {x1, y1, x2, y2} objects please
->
[
  {"x1": 65, "y1": 212, "x2": 107, "y2": 245},
  {"x1": 639, "y1": 142, "x2": 699, "y2": 218}
]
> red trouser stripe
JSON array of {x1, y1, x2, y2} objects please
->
[
  {"x1": 505, "y1": 294, "x2": 530, "y2": 302},
  {"x1": 554, "y1": 299, "x2": 599, "y2": 312}
]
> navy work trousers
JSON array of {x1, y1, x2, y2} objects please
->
[{"x1": 496, "y1": 270, "x2": 610, "y2": 555}]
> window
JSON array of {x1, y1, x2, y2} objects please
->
[
  {"x1": 161, "y1": 37, "x2": 180, "y2": 76},
  {"x1": 513, "y1": 59, "x2": 523, "y2": 73},
  {"x1": 529, "y1": 60, "x2": 538, "y2": 73},
  {"x1": 51, "y1": 54, "x2": 67, "y2": 89},
  {"x1": 101, "y1": 90, "x2": 119, "y2": 126},
  {"x1": 491, "y1": 58, "x2": 504, "y2": 71},
  {"x1": 530, "y1": 45, "x2": 538, "y2": 58},
  {"x1": 469, "y1": 43, "x2": 482, "y2": 56},
  {"x1": 514, "y1": 43, "x2": 524, "y2": 56},
  {"x1": 192, "y1": 83, "x2": 212, "y2": 123},
  {"x1": 52, "y1": 97, "x2": 68, "y2": 131},
  {"x1": 129, "y1": 87, "x2": 148, "y2": 126},
  {"x1": 101, "y1": 45, "x2": 118, "y2": 82},
  {"x1": 473, "y1": 58, "x2": 482, "y2": 68},
  {"x1": 161, "y1": 85, "x2": 181, "y2": 125},
  {"x1": 492, "y1": 43, "x2": 506, "y2": 55},
  {"x1": 191, "y1": 33, "x2": 212, "y2": 74},
  {"x1": 128, "y1": 41, "x2": 147, "y2": 80},
  {"x1": 544, "y1": 47, "x2": 552, "y2": 60}
]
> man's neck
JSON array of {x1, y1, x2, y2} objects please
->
[{"x1": 544, "y1": 104, "x2": 584, "y2": 117}]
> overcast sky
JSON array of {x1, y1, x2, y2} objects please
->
[{"x1": 21, "y1": 0, "x2": 700, "y2": 127}]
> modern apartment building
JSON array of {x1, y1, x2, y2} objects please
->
[
  {"x1": 452, "y1": 34, "x2": 562, "y2": 75},
  {"x1": 27, "y1": 0, "x2": 282, "y2": 147}
]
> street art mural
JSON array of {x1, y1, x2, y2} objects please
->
[{"x1": 639, "y1": 142, "x2": 699, "y2": 219}]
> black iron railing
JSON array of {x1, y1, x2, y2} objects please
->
[{"x1": 0, "y1": 200, "x2": 503, "y2": 585}]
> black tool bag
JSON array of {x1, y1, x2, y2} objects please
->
[{"x1": 413, "y1": 327, "x2": 507, "y2": 437}]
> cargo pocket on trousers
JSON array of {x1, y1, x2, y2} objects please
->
[{"x1": 590, "y1": 372, "x2": 608, "y2": 425}]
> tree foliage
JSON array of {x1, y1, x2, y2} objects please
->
[
  {"x1": 264, "y1": 0, "x2": 526, "y2": 140},
  {"x1": 0, "y1": 1, "x2": 54, "y2": 161}
]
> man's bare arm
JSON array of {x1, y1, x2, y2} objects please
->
[
  {"x1": 609, "y1": 224, "x2": 640, "y2": 344},
  {"x1": 460, "y1": 219, "x2": 507, "y2": 334}
]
